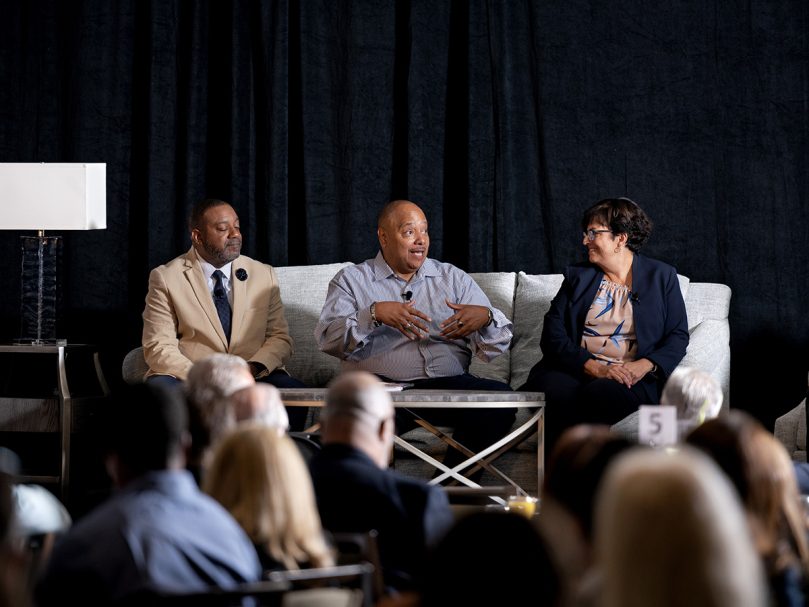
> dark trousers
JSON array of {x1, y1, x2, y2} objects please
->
[
  {"x1": 147, "y1": 369, "x2": 309, "y2": 431},
  {"x1": 519, "y1": 364, "x2": 658, "y2": 454},
  {"x1": 388, "y1": 374, "x2": 517, "y2": 482},
  {"x1": 145, "y1": 374, "x2": 184, "y2": 390}
]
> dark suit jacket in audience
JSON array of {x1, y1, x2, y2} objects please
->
[{"x1": 309, "y1": 444, "x2": 453, "y2": 591}]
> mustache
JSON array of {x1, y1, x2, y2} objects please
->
[{"x1": 226, "y1": 238, "x2": 242, "y2": 246}]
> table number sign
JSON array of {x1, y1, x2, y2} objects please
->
[{"x1": 638, "y1": 405, "x2": 677, "y2": 447}]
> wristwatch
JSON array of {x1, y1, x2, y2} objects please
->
[
  {"x1": 370, "y1": 302, "x2": 382, "y2": 327},
  {"x1": 484, "y1": 308, "x2": 494, "y2": 327}
]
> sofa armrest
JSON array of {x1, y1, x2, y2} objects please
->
[
  {"x1": 611, "y1": 411, "x2": 640, "y2": 442},
  {"x1": 678, "y1": 319, "x2": 731, "y2": 411},
  {"x1": 774, "y1": 400, "x2": 807, "y2": 462}
]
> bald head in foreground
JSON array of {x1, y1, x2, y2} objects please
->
[
  {"x1": 309, "y1": 372, "x2": 453, "y2": 592},
  {"x1": 320, "y1": 371, "x2": 396, "y2": 468}
]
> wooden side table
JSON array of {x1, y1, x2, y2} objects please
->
[{"x1": 0, "y1": 344, "x2": 110, "y2": 500}]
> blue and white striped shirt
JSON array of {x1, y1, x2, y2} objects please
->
[{"x1": 315, "y1": 252, "x2": 513, "y2": 381}]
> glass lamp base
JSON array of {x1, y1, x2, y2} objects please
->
[{"x1": 19, "y1": 235, "x2": 63, "y2": 343}]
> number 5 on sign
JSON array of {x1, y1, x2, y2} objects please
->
[{"x1": 638, "y1": 405, "x2": 677, "y2": 447}]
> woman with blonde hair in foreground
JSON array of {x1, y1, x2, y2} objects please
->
[
  {"x1": 594, "y1": 448, "x2": 766, "y2": 607},
  {"x1": 204, "y1": 425, "x2": 334, "y2": 572}
]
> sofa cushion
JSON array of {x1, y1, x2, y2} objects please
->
[
  {"x1": 510, "y1": 273, "x2": 565, "y2": 389},
  {"x1": 275, "y1": 262, "x2": 352, "y2": 387},
  {"x1": 468, "y1": 272, "x2": 516, "y2": 385}
]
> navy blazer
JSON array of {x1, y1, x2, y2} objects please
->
[{"x1": 538, "y1": 253, "x2": 689, "y2": 389}]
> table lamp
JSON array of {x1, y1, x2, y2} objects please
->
[{"x1": 0, "y1": 163, "x2": 106, "y2": 344}]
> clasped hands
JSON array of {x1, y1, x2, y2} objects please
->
[
  {"x1": 372, "y1": 299, "x2": 490, "y2": 340},
  {"x1": 584, "y1": 358, "x2": 655, "y2": 388}
]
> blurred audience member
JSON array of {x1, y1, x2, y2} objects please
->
[
  {"x1": 595, "y1": 447, "x2": 766, "y2": 607},
  {"x1": 229, "y1": 383, "x2": 290, "y2": 433},
  {"x1": 421, "y1": 511, "x2": 560, "y2": 607},
  {"x1": 687, "y1": 411, "x2": 809, "y2": 606},
  {"x1": 538, "y1": 425, "x2": 633, "y2": 604},
  {"x1": 11, "y1": 485, "x2": 71, "y2": 542},
  {"x1": 660, "y1": 366, "x2": 723, "y2": 433},
  {"x1": 10, "y1": 483, "x2": 71, "y2": 597},
  {"x1": 309, "y1": 371, "x2": 453, "y2": 593},
  {"x1": 35, "y1": 383, "x2": 260, "y2": 606},
  {"x1": 787, "y1": 387, "x2": 809, "y2": 495},
  {"x1": 543, "y1": 425, "x2": 633, "y2": 543},
  {"x1": 204, "y1": 424, "x2": 333, "y2": 572},
  {"x1": 0, "y1": 450, "x2": 27, "y2": 607},
  {"x1": 185, "y1": 353, "x2": 255, "y2": 477}
]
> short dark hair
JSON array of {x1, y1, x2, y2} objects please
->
[
  {"x1": 189, "y1": 198, "x2": 230, "y2": 230},
  {"x1": 684, "y1": 411, "x2": 758, "y2": 505},
  {"x1": 543, "y1": 425, "x2": 633, "y2": 541},
  {"x1": 422, "y1": 512, "x2": 561, "y2": 606},
  {"x1": 581, "y1": 197, "x2": 653, "y2": 252},
  {"x1": 106, "y1": 383, "x2": 188, "y2": 474}
]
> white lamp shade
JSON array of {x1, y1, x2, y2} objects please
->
[{"x1": 0, "y1": 163, "x2": 106, "y2": 230}]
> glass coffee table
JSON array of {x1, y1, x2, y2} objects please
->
[{"x1": 279, "y1": 388, "x2": 545, "y2": 496}]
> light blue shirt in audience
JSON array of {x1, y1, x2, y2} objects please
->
[{"x1": 37, "y1": 470, "x2": 260, "y2": 604}]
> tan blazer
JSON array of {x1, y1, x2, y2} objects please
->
[{"x1": 142, "y1": 247, "x2": 293, "y2": 380}]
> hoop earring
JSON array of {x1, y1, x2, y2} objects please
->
[{"x1": 614, "y1": 246, "x2": 620, "y2": 253}]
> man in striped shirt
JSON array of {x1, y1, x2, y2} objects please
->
[{"x1": 315, "y1": 200, "x2": 515, "y2": 481}]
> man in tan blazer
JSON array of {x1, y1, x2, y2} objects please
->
[{"x1": 142, "y1": 198, "x2": 306, "y2": 426}]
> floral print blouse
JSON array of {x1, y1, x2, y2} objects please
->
[{"x1": 580, "y1": 278, "x2": 638, "y2": 365}]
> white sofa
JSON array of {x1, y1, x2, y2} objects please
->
[{"x1": 273, "y1": 264, "x2": 732, "y2": 409}]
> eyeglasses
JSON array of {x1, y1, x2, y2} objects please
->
[{"x1": 583, "y1": 229, "x2": 612, "y2": 241}]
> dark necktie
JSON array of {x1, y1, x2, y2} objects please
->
[{"x1": 212, "y1": 269, "x2": 231, "y2": 343}]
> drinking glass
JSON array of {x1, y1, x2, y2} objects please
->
[{"x1": 506, "y1": 495, "x2": 538, "y2": 518}]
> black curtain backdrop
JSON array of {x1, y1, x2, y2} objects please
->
[{"x1": 0, "y1": 1, "x2": 807, "y2": 429}]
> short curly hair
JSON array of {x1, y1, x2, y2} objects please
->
[
  {"x1": 581, "y1": 197, "x2": 653, "y2": 252},
  {"x1": 189, "y1": 198, "x2": 231, "y2": 231}
]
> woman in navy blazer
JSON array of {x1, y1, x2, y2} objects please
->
[{"x1": 520, "y1": 198, "x2": 689, "y2": 446}]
